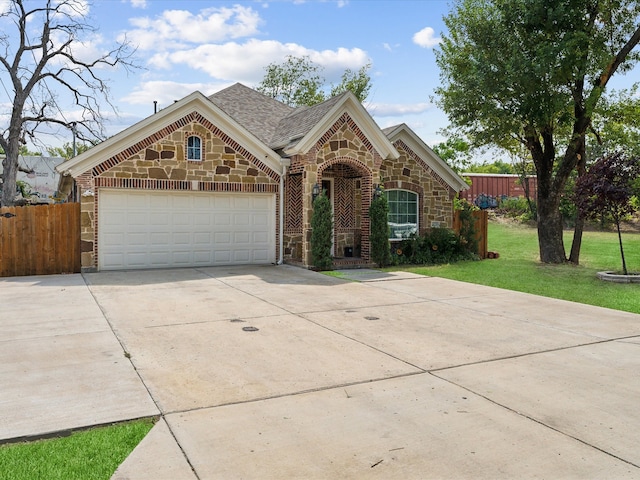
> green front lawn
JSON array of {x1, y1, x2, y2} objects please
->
[
  {"x1": 397, "y1": 222, "x2": 640, "y2": 314},
  {"x1": 0, "y1": 419, "x2": 155, "y2": 480}
]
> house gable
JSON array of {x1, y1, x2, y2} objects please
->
[
  {"x1": 92, "y1": 111, "x2": 281, "y2": 186},
  {"x1": 56, "y1": 91, "x2": 284, "y2": 181},
  {"x1": 283, "y1": 92, "x2": 399, "y2": 162},
  {"x1": 383, "y1": 124, "x2": 468, "y2": 194}
]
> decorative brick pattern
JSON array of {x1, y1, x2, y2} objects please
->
[
  {"x1": 285, "y1": 174, "x2": 303, "y2": 232},
  {"x1": 334, "y1": 176, "x2": 355, "y2": 229}
]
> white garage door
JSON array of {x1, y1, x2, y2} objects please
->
[{"x1": 98, "y1": 189, "x2": 276, "y2": 270}]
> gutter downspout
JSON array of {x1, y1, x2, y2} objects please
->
[{"x1": 278, "y1": 158, "x2": 291, "y2": 265}]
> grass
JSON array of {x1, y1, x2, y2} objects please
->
[
  {"x1": 394, "y1": 221, "x2": 640, "y2": 314},
  {"x1": 0, "y1": 419, "x2": 155, "y2": 480}
]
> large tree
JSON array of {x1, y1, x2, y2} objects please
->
[
  {"x1": 257, "y1": 55, "x2": 372, "y2": 107},
  {"x1": 590, "y1": 84, "x2": 640, "y2": 159},
  {"x1": 0, "y1": 0, "x2": 135, "y2": 206},
  {"x1": 435, "y1": 0, "x2": 640, "y2": 263}
]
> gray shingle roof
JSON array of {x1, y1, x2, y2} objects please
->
[
  {"x1": 269, "y1": 92, "x2": 350, "y2": 150},
  {"x1": 209, "y1": 83, "x2": 353, "y2": 151},
  {"x1": 209, "y1": 83, "x2": 294, "y2": 146}
]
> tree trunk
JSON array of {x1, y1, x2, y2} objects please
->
[
  {"x1": 527, "y1": 127, "x2": 566, "y2": 263},
  {"x1": 569, "y1": 213, "x2": 584, "y2": 264},
  {"x1": 568, "y1": 151, "x2": 587, "y2": 264},
  {"x1": 616, "y1": 219, "x2": 628, "y2": 275},
  {"x1": 0, "y1": 143, "x2": 19, "y2": 207},
  {"x1": 537, "y1": 192, "x2": 567, "y2": 263}
]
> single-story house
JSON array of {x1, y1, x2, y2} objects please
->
[
  {"x1": 56, "y1": 83, "x2": 468, "y2": 272},
  {"x1": 0, "y1": 155, "x2": 64, "y2": 204}
]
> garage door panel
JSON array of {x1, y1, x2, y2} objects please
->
[
  {"x1": 233, "y1": 250, "x2": 251, "y2": 262},
  {"x1": 193, "y1": 232, "x2": 211, "y2": 245},
  {"x1": 99, "y1": 190, "x2": 275, "y2": 270},
  {"x1": 234, "y1": 232, "x2": 251, "y2": 244}
]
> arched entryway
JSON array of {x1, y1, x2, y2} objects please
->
[{"x1": 318, "y1": 157, "x2": 373, "y2": 265}]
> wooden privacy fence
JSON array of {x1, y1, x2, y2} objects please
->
[
  {"x1": 0, "y1": 203, "x2": 81, "y2": 277},
  {"x1": 453, "y1": 209, "x2": 489, "y2": 259}
]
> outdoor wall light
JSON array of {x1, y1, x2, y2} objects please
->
[
  {"x1": 373, "y1": 183, "x2": 383, "y2": 200},
  {"x1": 312, "y1": 182, "x2": 320, "y2": 202}
]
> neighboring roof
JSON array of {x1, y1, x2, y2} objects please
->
[
  {"x1": 56, "y1": 91, "x2": 284, "y2": 178},
  {"x1": 383, "y1": 124, "x2": 469, "y2": 192}
]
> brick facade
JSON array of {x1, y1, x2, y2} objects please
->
[
  {"x1": 77, "y1": 114, "x2": 280, "y2": 270},
  {"x1": 65, "y1": 88, "x2": 465, "y2": 272},
  {"x1": 282, "y1": 115, "x2": 457, "y2": 266}
]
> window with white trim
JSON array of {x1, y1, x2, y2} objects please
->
[
  {"x1": 386, "y1": 189, "x2": 418, "y2": 239},
  {"x1": 187, "y1": 135, "x2": 202, "y2": 161}
]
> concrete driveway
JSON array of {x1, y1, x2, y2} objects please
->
[{"x1": 1, "y1": 265, "x2": 639, "y2": 479}]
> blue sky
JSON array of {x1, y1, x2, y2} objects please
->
[
  {"x1": 101, "y1": 0, "x2": 452, "y2": 145},
  {"x1": 2, "y1": 0, "x2": 638, "y2": 155}
]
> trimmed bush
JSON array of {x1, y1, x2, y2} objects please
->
[
  {"x1": 311, "y1": 192, "x2": 333, "y2": 270},
  {"x1": 369, "y1": 194, "x2": 392, "y2": 267}
]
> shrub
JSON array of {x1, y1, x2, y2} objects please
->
[
  {"x1": 369, "y1": 194, "x2": 392, "y2": 267},
  {"x1": 498, "y1": 196, "x2": 537, "y2": 222},
  {"x1": 311, "y1": 192, "x2": 333, "y2": 270},
  {"x1": 394, "y1": 227, "x2": 478, "y2": 266}
]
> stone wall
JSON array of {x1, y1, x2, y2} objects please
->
[
  {"x1": 77, "y1": 117, "x2": 279, "y2": 270},
  {"x1": 382, "y1": 140, "x2": 456, "y2": 232}
]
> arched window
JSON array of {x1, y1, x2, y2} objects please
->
[
  {"x1": 187, "y1": 135, "x2": 202, "y2": 161},
  {"x1": 385, "y1": 189, "x2": 418, "y2": 240}
]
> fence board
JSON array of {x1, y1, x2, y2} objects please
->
[
  {"x1": 454, "y1": 209, "x2": 488, "y2": 259},
  {"x1": 0, "y1": 203, "x2": 80, "y2": 277}
]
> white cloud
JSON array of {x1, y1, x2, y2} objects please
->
[
  {"x1": 412, "y1": 26, "x2": 441, "y2": 49},
  {"x1": 367, "y1": 102, "x2": 433, "y2": 117},
  {"x1": 54, "y1": 0, "x2": 90, "y2": 18},
  {"x1": 0, "y1": 0, "x2": 10, "y2": 15},
  {"x1": 122, "y1": 5, "x2": 261, "y2": 51},
  {"x1": 128, "y1": 0, "x2": 147, "y2": 8},
  {"x1": 47, "y1": 30, "x2": 118, "y2": 71},
  {"x1": 121, "y1": 80, "x2": 230, "y2": 106},
  {"x1": 148, "y1": 39, "x2": 369, "y2": 84}
]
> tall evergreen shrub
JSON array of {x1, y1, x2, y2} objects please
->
[
  {"x1": 311, "y1": 192, "x2": 333, "y2": 270},
  {"x1": 369, "y1": 195, "x2": 392, "y2": 267}
]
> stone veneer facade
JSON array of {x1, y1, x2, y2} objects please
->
[
  {"x1": 76, "y1": 113, "x2": 280, "y2": 271},
  {"x1": 283, "y1": 114, "x2": 457, "y2": 266},
  {"x1": 75, "y1": 110, "x2": 456, "y2": 271}
]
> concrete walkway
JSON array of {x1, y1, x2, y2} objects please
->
[{"x1": 1, "y1": 265, "x2": 639, "y2": 479}]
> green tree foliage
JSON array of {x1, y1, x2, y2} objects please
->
[
  {"x1": 590, "y1": 84, "x2": 640, "y2": 159},
  {"x1": 465, "y1": 160, "x2": 514, "y2": 174},
  {"x1": 47, "y1": 142, "x2": 93, "y2": 160},
  {"x1": 575, "y1": 153, "x2": 640, "y2": 275},
  {"x1": 257, "y1": 55, "x2": 372, "y2": 107},
  {"x1": 330, "y1": 64, "x2": 372, "y2": 102},
  {"x1": 432, "y1": 135, "x2": 473, "y2": 173},
  {"x1": 369, "y1": 195, "x2": 392, "y2": 267},
  {"x1": 311, "y1": 192, "x2": 333, "y2": 270},
  {"x1": 435, "y1": 0, "x2": 640, "y2": 264}
]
